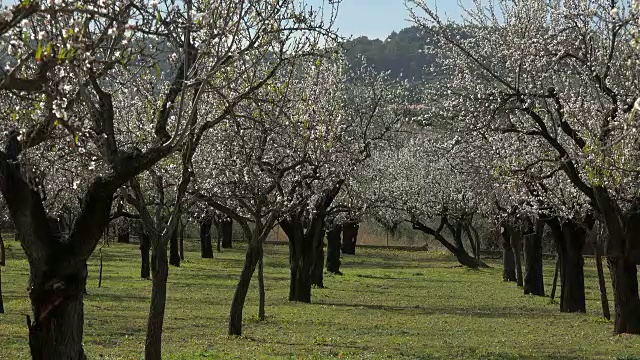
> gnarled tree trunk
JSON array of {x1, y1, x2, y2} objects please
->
[
  {"x1": 413, "y1": 220, "x2": 488, "y2": 269},
  {"x1": 548, "y1": 218, "x2": 587, "y2": 313},
  {"x1": 169, "y1": 227, "x2": 180, "y2": 267},
  {"x1": 550, "y1": 256, "x2": 560, "y2": 301},
  {"x1": 608, "y1": 256, "x2": 640, "y2": 333},
  {"x1": 326, "y1": 223, "x2": 342, "y2": 274},
  {"x1": 221, "y1": 219, "x2": 233, "y2": 249},
  {"x1": 510, "y1": 224, "x2": 524, "y2": 287},
  {"x1": 283, "y1": 219, "x2": 312, "y2": 303},
  {"x1": 0, "y1": 231, "x2": 5, "y2": 314},
  {"x1": 310, "y1": 229, "x2": 325, "y2": 288},
  {"x1": 179, "y1": 221, "x2": 185, "y2": 261},
  {"x1": 29, "y1": 217, "x2": 88, "y2": 359},
  {"x1": 283, "y1": 183, "x2": 343, "y2": 303},
  {"x1": 501, "y1": 225, "x2": 516, "y2": 282},
  {"x1": 523, "y1": 220, "x2": 545, "y2": 296},
  {"x1": 145, "y1": 244, "x2": 169, "y2": 360},
  {"x1": 28, "y1": 263, "x2": 88, "y2": 360},
  {"x1": 200, "y1": 218, "x2": 213, "y2": 258},
  {"x1": 139, "y1": 224, "x2": 151, "y2": 279},
  {"x1": 258, "y1": 253, "x2": 265, "y2": 321},
  {"x1": 595, "y1": 236, "x2": 610, "y2": 320},
  {"x1": 229, "y1": 241, "x2": 261, "y2": 335},
  {"x1": 341, "y1": 221, "x2": 358, "y2": 255},
  {"x1": 593, "y1": 186, "x2": 640, "y2": 334}
]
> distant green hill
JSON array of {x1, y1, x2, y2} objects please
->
[{"x1": 343, "y1": 26, "x2": 439, "y2": 82}]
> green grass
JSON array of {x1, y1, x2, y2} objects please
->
[{"x1": 1, "y1": 240, "x2": 639, "y2": 359}]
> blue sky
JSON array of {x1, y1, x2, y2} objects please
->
[{"x1": 326, "y1": 0, "x2": 474, "y2": 40}]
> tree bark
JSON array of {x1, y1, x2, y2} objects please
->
[
  {"x1": 595, "y1": 236, "x2": 610, "y2": 320},
  {"x1": 592, "y1": 187, "x2": 640, "y2": 334},
  {"x1": 510, "y1": 225, "x2": 524, "y2": 287},
  {"x1": 98, "y1": 248, "x2": 103, "y2": 288},
  {"x1": 0, "y1": 258, "x2": 3, "y2": 314},
  {"x1": 258, "y1": 251, "x2": 265, "y2": 321},
  {"x1": 216, "y1": 219, "x2": 222, "y2": 253},
  {"x1": 221, "y1": 219, "x2": 233, "y2": 249},
  {"x1": 200, "y1": 218, "x2": 213, "y2": 258},
  {"x1": 283, "y1": 219, "x2": 312, "y2": 303},
  {"x1": 548, "y1": 219, "x2": 587, "y2": 313},
  {"x1": 140, "y1": 226, "x2": 151, "y2": 279},
  {"x1": 283, "y1": 182, "x2": 343, "y2": 302},
  {"x1": 0, "y1": 231, "x2": 5, "y2": 314},
  {"x1": 27, "y1": 261, "x2": 88, "y2": 360},
  {"x1": 169, "y1": 227, "x2": 180, "y2": 267},
  {"x1": 341, "y1": 221, "x2": 358, "y2": 255},
  {"x1": 523, "y1": 220, "x2": 545, "y2": 296},
  {"x1": 310, "y1": 229, "x2": 325, "y2": 288},
  {"x1": 326, "y1": 223, "x2": 342, "y2": 274},
  {"x1": 228, "y1": 241, "x2": 260, "y2": 335},
  {"x1": 144, "y1": 245, "x2": 169, "y2": 360},
  {"x1": 179, "y1": 221, "x2": 185, "y2": 261},
  {"x1": 0, "y1": 230, "x2": 5, "y2": 265},
  {"x1": 501, "y1": 225, "x2": 516, "y2": 282},
  {"x1": 550, "y1": 256, "x2": 560, "y2": 301},
  {"x1": 608, "y1": 255, "x2": 640, "y2": 334},
  {"x1": 466, "y1": 224, "x2": 482, "y2": 261}
]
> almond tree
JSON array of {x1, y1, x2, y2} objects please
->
[
  {"x1": 0, "y1": 0, "x2": 342, "y2": 357},
  {"x1": 191, "y1": 53, "x2": 347, "y2": 335},
  {"x1": 407, "y1": 0, "x2": 640, "y2": 333},
  {"x1": 357, "y1": 129, "x2": 492, "y2": 268},
  {"x1": 0, "y1": 1, "x2": 190, "y2": 356},
  {"x1": 278, "y1": 63, "x2": 410, "y2": 303}
]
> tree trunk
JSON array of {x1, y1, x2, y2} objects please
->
[
  {"x1": 510, "y1": 225, "x2": 524, "y2": 287},
  {"x1": 551, "y1": 256, "x2": 560, "y2": 301},
  {"x1": 290, "y1": 260, "x2": 311, "y2": 302},
  {"x1": 310, "y1": 229, "x2": 325, "y2": 288},
  {"x1": 169, "y1": 227, "x2": 180, "y2": 267},
  {"x1": 200, "y1": 219, "x2": 213, "y2": 258},
  {"x1": 595, "y1": 239, "x2": 610, "y2": 320},
  {"x1": 414, "y1": 220, "x2": 487, "y2": 268},
  {"x1": 523, "y1": 220, "x2": 545, "y2": 296},
  {"x1": 0, "y1": 231, "x2": 5, "y2": 313},
  {"x1": 140, "y1": 229, "x2": 151, "y2": 279},
  {"x1": 284, "y1": 220, "x2": 312, "y2": 303},
  {"x1": 326, "y1": 224, "x2": 342, "y2": 274},
  {"x1": 179, "y1": 222, "x2": 185, "y2": 261},
  {"x1": 228, "y1": 241, "x2": 260, "y2": 336},
  {"x1": 552, "y1": 221, "x2": 586, "y2": 313},
  {"x1": 0, "y1": 230, "x2": 5, "y2": 265},
  {"x1": 0, "y1": 259, "x2": 3, "y2": 314},
  {"x1": 467, "y1": 224, "x2": 482, "y2": 261},
  {"x1": 608, "y1": 256, "x2": 640, "y2": 334},
  {"x1": 27, "y1": 263, "x2": 88, "y2": 360},
  {"x1": 341, "y1": 222, "x2": 358, "y2": 255},
  {"x1": 593, "y1": 186, "x2": 640, "y2": 334},
  {"x1": 502, "y1": 226, "x2": 516, "y2": 282},
  {"x1": 145, "y1": 245, "x2": 169, "y2": 360},
  {"x1": 98, "y1": 249, "x2": 103, "y2": 288},
  {"x1": 221, "y1": 219, "x2": 233, "y2": 249},
  {"x1": 216, "y1": 220, "x2": 222, "y2": 253},
  {"x1": 258, "y1": 251, "x2": 265, "y2": 321}
]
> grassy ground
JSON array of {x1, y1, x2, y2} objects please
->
[{"x1": 0, "y1": 240, "x2": 639, "y2": 359}]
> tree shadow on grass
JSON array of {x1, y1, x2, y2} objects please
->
[
  {"x1": 312, "y1": 301, "x2": 561, "y2": 320},
  {"x1": 240, "y1": 335, "x2": 373, "y2": 352},
  {"x1": 471, "y1": 353, "x2": 583, "y2": 360}
]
